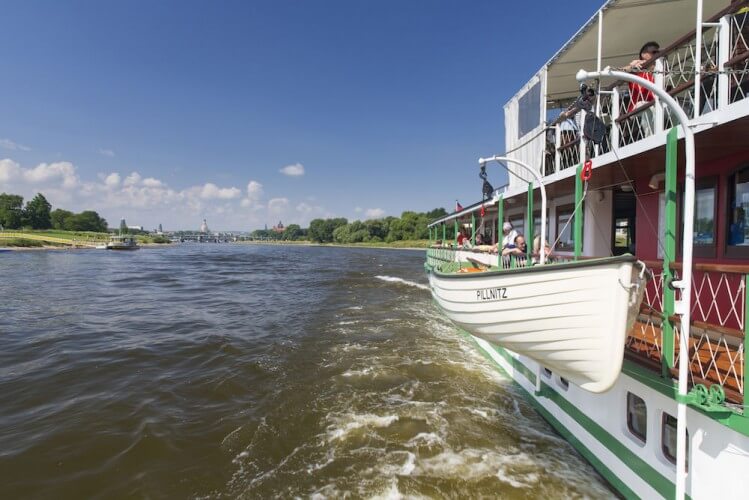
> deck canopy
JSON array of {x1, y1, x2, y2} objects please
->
[{"x1": 544, "y1": 0, "x2": 727, "y2": 105}]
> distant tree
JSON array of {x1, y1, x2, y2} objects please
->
[
  {"x1": 282, "y1": 224, "x2": 302, "y2": 240},
  {"x1": 66, "y1": 211, "x2": 108, "y2": 232},
  {"x1": 0, "y1": 193, "x2": 24, "y2": 229},
  {"x1": 251, "y1": 229, "x2": 272, "y2": 240},
  {"x1": 51, "y1": 209, "x2": 74, "y2": 230},
  {"x1": 23, "y1": 193, "x2": 52, "y2": 229},
  {"x1": 309, "y1": 218, "x2": 347, "y2": 243}
]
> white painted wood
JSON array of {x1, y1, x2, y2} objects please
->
[{"x1": 429, "y1": 258, "x2": 643, "y2": 392}]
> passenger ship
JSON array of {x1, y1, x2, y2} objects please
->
[{"x1": 425, "y1": 1, "x2": 749, "y2": 498}]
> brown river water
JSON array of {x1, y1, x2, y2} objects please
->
[{"x1": 0, "y1": 244, "x2": 615, "y2": 498}]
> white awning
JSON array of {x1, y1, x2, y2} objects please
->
[{"x1": 517, "y1": 0, "x2": 729, "y2": 105}]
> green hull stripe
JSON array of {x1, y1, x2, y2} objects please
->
[{"x1": 465, "y1": 333, "x2": 676, "y2": 499}]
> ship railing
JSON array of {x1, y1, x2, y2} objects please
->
[
  {"x1": 542, "y1": 3, "x2": 749, "y2": 175},
  {"x1": 426, "y1": 246, "x2": 458, "y2": 267},
  {"x1": 628, "y1": 260, "x2": 747, "y2": 409}
]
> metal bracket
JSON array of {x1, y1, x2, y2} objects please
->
[
  {"x1": 675, "y1": 384, "x2": 731, "y2": 415},
  {"x1": 674, "y1": 300, "x2": 687, "y2": 315}
]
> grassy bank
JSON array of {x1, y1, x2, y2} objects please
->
[{"x1": 0, "y1": 230, "x2": 172, "y2": 248}]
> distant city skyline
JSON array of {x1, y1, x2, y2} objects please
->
[{"x1": 0, "y1": 0, "x2": 603, "y2": 230}]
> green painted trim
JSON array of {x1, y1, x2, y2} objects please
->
[
  {"x1": 574, "y1": 163, "x2": 583, "y2": 260},
  {"x1": 526, "y1": 182, "x2": 534, "y2": 261},
  {"x1": 442, "y1": 223, "x2": 446, "y2": 243},
  {"x1": 454, "y1": 220, "x2": 458, "y2": 246},
  {"x1": 663, "y1": 127, "x2": 678, "y2": 375},
  {"x1": 463, "y1": 334, "x2": 638, "y2": 499},
  {"x1": 471, "y1": 213, "x2": 476, "y2": 245}
]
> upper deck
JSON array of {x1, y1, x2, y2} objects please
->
[{"x1": 502, "y1": 0, "x2": 749, "y2": 199}]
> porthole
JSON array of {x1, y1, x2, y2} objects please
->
[
  {"x1": 626, "y1": 392, "x2": 647, "y2": 443},
  {"x1": 558, "y1": 377, "x2": 569, "y2": 390},
  {"x1": 662, "y1": 412, "x2": 689, "y2": 470},
  {"x1": 543, "y1": 368, "x2": 552, "y2": 378}
]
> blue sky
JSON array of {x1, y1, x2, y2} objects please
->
[{"x1": 0, "y1": 0, "x2": 602, "y2": 231}]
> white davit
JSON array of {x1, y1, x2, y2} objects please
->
[{"x1": 428, "y1": 255, "x2": 646, "y2": 393}]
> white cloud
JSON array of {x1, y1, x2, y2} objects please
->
[
  {"x1": 268, "y1": 197, "x2": 289, "y2": 214},
  {"x1": 23, "y1": 162, "x2": 78, "y2": 189},
  {"x1": 99, "y1": 148, "x2": 115, "y2": 157},
  {"x1": 0, "y1": 139, "x2": 31, "y2": 152},
  {"x1": 354, "y1": 206, "x2": 363, "y2": 213},
  {"x1": 365, "y1": 208, "x2": 385, "y2": 219},
  {"x1": 142, "y1": 177, "x2": 163, "y2": 188},
  {"x1": 246, "y1": 180, "x2": 263, "y2": 199},
  {"x1": 104, "y1": 172, "x2": 121, "y2": 188},
  {"x1": 279, "y1": 162, "x2": 305, "y2": 177},
  {"x1": 0, "y1": 159, "x2": 21, "y2": 182},
  {"x1": 124, "y1": 172, "x2": 142, "y2": 187},
  {"x1": 199, "y1": 182, "x2": 241, "y2": 200}
]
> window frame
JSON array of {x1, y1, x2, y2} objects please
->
[
  {"x1": 626, "y1": 392, "x2": 648, "y2": 444},
  {"x1": 725, "y1": 163, "x2": 749, "y2": 258},
  {"x1": 661, "y1": 412, "x2": 689, "y2": 470},
  {"x1": 680, "y1": 176, "x2": 718, "y2": 258},
  {"x1": 555, "y1": 203, "x2": 576, "y2": 251}
]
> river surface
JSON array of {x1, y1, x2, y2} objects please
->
[{"x1": 0, "y1": 244, "x2": 614, "y2": 498}]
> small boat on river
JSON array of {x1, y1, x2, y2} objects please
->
[{"x1": 106, "y1": 234, "x2": 139, "y2": 250}]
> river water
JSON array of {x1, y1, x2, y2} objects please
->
[{"x1": 0, "y1": 244, "x2": 614, "y2": 498}]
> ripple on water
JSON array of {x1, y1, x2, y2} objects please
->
[{"x1": 0, "y1": 245, "x2": 614, "y2": 498}]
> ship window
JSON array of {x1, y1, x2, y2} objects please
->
[
  {"x1": 555, "y1": 204, "x2": 576, "y2": 251},
  {"x1": 678, "y1": 177, "x2": 717, "y2": 258},
  {"x1": 662, "y1": 412, "x2": 689, "y2": 470},
  {"x1": 558, "y1": 377, "x2": 569, "y2": 390},
  {"x1": 543, "y1": 368, "x2": 552, "y2": 378},
  {"x1": 626, "y1": 392, "x2": 647, "y2": 443},
  {"x1": 518, "y1": 81, "x2": 542, "y2": 138},
  {"x1": 726, "y1": 165, "x2": 749, "y2": 257}
]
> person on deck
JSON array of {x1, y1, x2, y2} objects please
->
[
  {"x1": 533, "y1": 235, "x2": 553, "y2": 263},
  {"x1": 502, "y1": 234, "x2": 527, "y2": 258},
  {"x1": 624, "y1": 41, "x2": 660, "y2": 137},
  {"x1": 501, "y1": 222, "x2": 518, "y2": 250}
]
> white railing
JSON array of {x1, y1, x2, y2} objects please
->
[{"x1": 541, "y1": 5, "x2": 749, "y2": 176}]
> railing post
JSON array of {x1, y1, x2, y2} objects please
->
[
  {"x1": 574, "y1": 163, "x2": 583, "y2": 259},
  {"x1": 654, "y1": 57, "x2": 665, "y2": 134},
  {"x1": 577, "y1": 111, "x2": 586, "y2": 163},
  {"x1": 453, "y1": 220, "x2": 458, "y2": 246},
  {"x1": 718, "y1": 14, "x2": 731, "y2": 108},
  {"x1": 526, "y1": 182, "x2": 534, "y2": 261},
  {"x1": 442, "y1": 223, "x2": 446, "y2": 244},
  {"x1": 662, "y1": 127, "x2": 678, "y2": 377},
  {"x1": 694, "y1": 0, "x2": 704, "y2": 119},
  {"x1": 471, "y1": 212, "x2": 476, "y2": 246},
  {"x1": 497, "y1": 194, "x2": 504, "y2": 268},
  {"x1": 612, "y1": 87, "x2": 621, "y2": 148},
  {"x1": 554, "y1": 125, "x2": 561, "y2": 174}
]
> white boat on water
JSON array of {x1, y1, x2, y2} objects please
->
[
  {"x1": 106, "y1": 234, "x2": 139, "y2": 250},
  {"x1": 424, "y1": 1, "x2": 749, "y2": 498},
  {"x1": 429, "y1": 254, "x2": 644, "y2": 392}
]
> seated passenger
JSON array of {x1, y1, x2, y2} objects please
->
[
  {"x1": 533, "y1": 235, "x2": 553, "y2": 263},
  {"x1": 502, "y1": 234, "x2": 527, "y2": 257},
  {"x1": 501, "y1": 222, "x2": 518, "y2": 250}
]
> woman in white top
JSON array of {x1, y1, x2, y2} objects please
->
[{"x1": 501, "y1": 222, "x2": 518, "y2": 249}]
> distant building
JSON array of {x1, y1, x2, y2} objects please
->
[
  {"x1": 127, "y1": 225, "x2": 144, "y2": 232},
  {"x1": 271, "y1": 220, "x2": 285, "y2": 233},
  {"x1": 158, "y1": 224, "x2": 163, "y2": 234},
  {"x1": 200, "y1": 219, "x2": 209, "y2": 233}
]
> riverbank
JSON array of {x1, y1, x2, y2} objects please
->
[
  {"x1": 0, "y1": 230, "x2": 172, "y2": 249},
  {"x1": 235, "y1": 240, "x2": 429, "y2": 250}
]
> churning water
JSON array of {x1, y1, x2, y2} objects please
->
[{"x1": 0, "y1": 244, "x2": 614, "y2": 498}]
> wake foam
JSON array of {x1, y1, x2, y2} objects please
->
[{"x1": 375, "y1": 275, "x2": 429, "y2": 291}]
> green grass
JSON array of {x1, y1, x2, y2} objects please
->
[
  {"x1": 6, "y1": 229, "x2": 110, "y2": 241},
  {"x1": 0, "y1": 238, "x2": 45, "y2": 247}
]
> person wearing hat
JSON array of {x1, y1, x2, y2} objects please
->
[{"x1": 501, "y1": 221, "x2": 518, "y2": 250}]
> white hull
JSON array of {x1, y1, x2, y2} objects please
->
[{"x1": 428, "y1": 256, "x2": 642, "y2": 392}]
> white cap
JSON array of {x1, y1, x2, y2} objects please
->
[{"x1": 503, "y1": 222, "x2": 512, "y2": 231}]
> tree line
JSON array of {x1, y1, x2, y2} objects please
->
[
  {"x1": 249, "y1": 208, "x2": 452, "y2": 243},
  {"x1": 0, "y1": 192, "x2": 108, "y2": 232}
]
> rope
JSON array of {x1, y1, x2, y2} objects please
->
[{"x1": 610, "y1": 147, "x2": 672, "y2": 260}]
